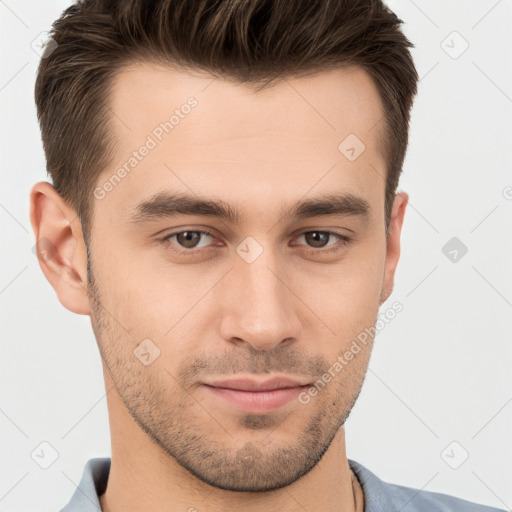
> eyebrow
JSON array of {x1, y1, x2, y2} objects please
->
[{"x1": 129, "y1": 191, "x2": 371, "y2": 225}]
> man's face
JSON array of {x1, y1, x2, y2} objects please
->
[{"x1": 87, "y1": 63, "x2": 400, "y2": 491}]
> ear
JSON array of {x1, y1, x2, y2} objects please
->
[
  {"x1": 379, "y1": 191, "x2": 408, "y2": 305},
  {"x1": 29, "y1": 181, "x2": 91, "y2": 315}
]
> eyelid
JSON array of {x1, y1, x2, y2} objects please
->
[
  {"x1": 291, "y1": 231, "x2": 350, "y2": 245},
  {"x1": 290, "y1": 231, "x2": 352, "y2": 254},
  {"x1": 159, "y1": 228, "x2": 352, "y2": 255},
  {"x1": 160, "y1": 229, "x2": 218, "y2": 252}
]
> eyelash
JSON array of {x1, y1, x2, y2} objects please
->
[{"x1": 158, "y1": 229, "x2": 352, "y2": 256}]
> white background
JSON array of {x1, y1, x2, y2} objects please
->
[{"x1": 1, "y1": 1, "x2": 511, "y2": 511}]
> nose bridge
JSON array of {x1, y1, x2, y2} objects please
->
[{"x1": 219, "y1": 245, "x2": 300, "y2": 350}]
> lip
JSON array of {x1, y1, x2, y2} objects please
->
[
  {"x1": 201, "y1": 376, "x2": 311, "y2": 414},
  {"x1": 204, "y1": 376, "x2": 310, "y2": 391}
]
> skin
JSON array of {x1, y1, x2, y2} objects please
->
[{"x1": 30, "y1": 63, "x2": 407, "y2": 512}]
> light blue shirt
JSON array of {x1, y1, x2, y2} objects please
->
[{"x1": 59, "y1": 457, "x2": 506, "y2": 511}]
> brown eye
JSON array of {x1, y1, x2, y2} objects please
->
[
  {"x1": 161, "y1": 230, "x2": 215, "y2": 252},
  {"x1": 304, "y1": 231, "x2": 331, "y2": 248},
  {"x1": 293, "y1": 230, "x2": 351, "y2": 254},
  {"x1": 175, "y1": 231, "x2": 202, "y2": 249}
]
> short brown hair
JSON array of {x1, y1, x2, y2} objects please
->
[{"x1": 35, "y1": 0, "x2": 418, "y2": 242}]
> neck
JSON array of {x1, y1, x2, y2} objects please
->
[{"x1": 100, "y1": 372, "x2": 358, "y2": 512}]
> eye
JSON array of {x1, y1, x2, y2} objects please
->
[
  {"x1": 161, "y1": 230, "x2": 216, "y2": 251},
  {"x1": 158, "y1": 229, "x2": 351, "y2": 256},
  {"x1": 293, "y1": 231, "x2": 351, "y2": 253}
]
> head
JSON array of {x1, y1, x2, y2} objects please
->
[{"x1": 31, "y1": 0, "x2": 417, "y2": 493}]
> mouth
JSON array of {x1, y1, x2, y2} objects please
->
[{"x1": 201, "y1": 376, "x2": 311, "y2": 414}]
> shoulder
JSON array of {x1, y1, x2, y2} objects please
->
[
  {"x1": 348, "y1": 459, "x2": 506, "y2": 512},
  {"x1": 59, "y1": 458, "x2": 111, "y2": 512},
  {"x1": 385, "y1": 480, "x2": 506, "y2": 512}
]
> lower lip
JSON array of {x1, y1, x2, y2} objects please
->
[{"x1": 202, "y1": 384, "x2": 309, "y2": 414}]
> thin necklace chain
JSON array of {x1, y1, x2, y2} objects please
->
[{"x1": 351, "y1": 469, "x2": 364, "y2": 512}]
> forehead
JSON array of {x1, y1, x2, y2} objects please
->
[
  {"x1": 97, "y1": 62, "x2": 387, "y2": 225},
  {"x1": 108, "y1": 61, "x2": 385, "y2": 145}
]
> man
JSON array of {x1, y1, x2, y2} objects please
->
[{"x1": 29, "y1": 1, "x2": 505, "y2": 511}]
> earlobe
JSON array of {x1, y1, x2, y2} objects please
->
[
  {"x1": 29, "y1": 181, "x2": 92, "y2": 315},
  {"x1": 379, "y1": 191, "x2": 408, "y2": 305}
]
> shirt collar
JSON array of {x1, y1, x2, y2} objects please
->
[
  {"x1": 60, "y1": 457, "x2": 394, "y2": 512},
  {"x1": 60, "y1": 457, "x2": 110, "y2": 512}
]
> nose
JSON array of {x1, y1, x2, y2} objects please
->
[{"x1": 218, "y1": 252, "x2": 301, "y2": 352}]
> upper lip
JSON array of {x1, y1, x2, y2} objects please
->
[{"x1": 203, "y1": 376, "x2": 311, "y2": 392}]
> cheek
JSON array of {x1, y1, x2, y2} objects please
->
[
  {"x1": 294, "y1": 242, "x2": 386, "y2": 338},
  {"x1": 99, "y1": 253, "x2": 219, "y2": 352},
  {"x1": 95, "y1": 226, "x2": 386, "y2": 346}
]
